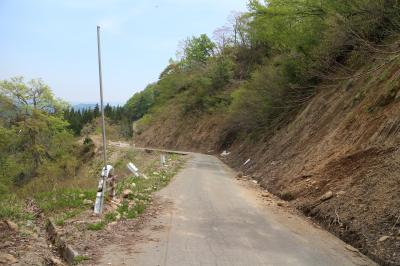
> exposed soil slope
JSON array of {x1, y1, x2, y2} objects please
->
[{"x1": 134, "y1": 52, "x2": 400, "y2": 265}]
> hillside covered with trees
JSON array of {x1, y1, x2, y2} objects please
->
[
  {"x1": 124, "y1": 0, "x2": 400, "y2": 264},
  {"x1": 0, "y1": 77, "x2": 130, "y2": 199},
  {"x1": 0, "y1": 77, "x2": 78, "y2": 196},
  {"x1": 127, "y1": 0, "x2": 400, "y2": 141}
]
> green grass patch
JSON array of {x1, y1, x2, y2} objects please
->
[
  {"x1": 34, "y1": 189, "x2": 96, "y2": 214},
  {"x1": 73, "y1": 255, "x2": 90, "y2": 265},
  {"x1": 0, "y1": 195, "x2": 34, "y2": 221},
  {"x1": 87, "y1": 211, "x2": 119, "y2": 231},
  {"x1": 87, "y1": 221, "x2": 106, "y2": 231},
  {"x1": 55, "y1": 219, "x2": 65, "y2": 226},
  {"x1": 55, "y1": 209, "x2": 82, "y2": 226},
  {"x1": 0, "y1": 188, "x2": 95, "y2": 222},
  {"x1": 104, "y1": 212, "x2": 118, "y2": 223}
]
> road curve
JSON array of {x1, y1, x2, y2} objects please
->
[{"x1": 99, "y1": 152, "x2": 375, "y2": 266}]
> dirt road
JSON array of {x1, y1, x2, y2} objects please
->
[{"x1": 97, "y1": 153, "x2": 375, "y2": 266}]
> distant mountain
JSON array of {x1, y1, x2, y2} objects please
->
[
  {"x1": 70, "y1": 102, "x2": 123, "y2": 110},
  {"x1": 72, "y1": 103, "x2": 97, "y2": 111}
]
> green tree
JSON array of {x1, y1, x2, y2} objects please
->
[
  {"x1": 0, "y1": 77, "x2": 76, "y2": 185},
  {"x1": 0, "y1": 77, "x2": 67, "y2": 116},
  {"x1": 124, "y1": 85, "x2": 155, "y2": 121},
  {"x1": 181, "y1": 34, "x2": 216, "y2": 65},
  {"x1": 0, "y1": 126, "x2": 18, "y2": 195},
  {"x1": 93, "y1": 104, "x2": 100, "y2": 117},
  {"x1": 207, "y1": 56, "x2": 235, "y2": 89}
]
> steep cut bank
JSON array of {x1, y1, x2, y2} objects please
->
[{"x1": 134, "y1": 50, "x2": 400, "y2": 265}]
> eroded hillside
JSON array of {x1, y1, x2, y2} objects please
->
[
  {"x1": 123, "y1": 2, "x2": 400, "y2": 264},
  {"x1": 134, "y1": 48, "x2": 400, "y2": 265}
]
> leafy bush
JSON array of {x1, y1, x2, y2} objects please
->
[{"x1": 228, "y1": 61, "x2": 288, "y2": 132}]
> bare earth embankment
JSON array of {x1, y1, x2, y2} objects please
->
[{"x1": 135, "y1": 52, "x2": 400, "y2": 265}]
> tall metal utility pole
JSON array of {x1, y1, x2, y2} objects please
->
[
  {"x1": 97, "y1": 25, "x2": 107, "y2": 169},
  {"x1": 96, "y1": 25, "x2": 108, "y2": 214}
]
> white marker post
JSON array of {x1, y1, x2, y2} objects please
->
[
  {"x1": 127, "y1": 162, "x2": 149, "y2": 179},
  {"x1": 94, "y1": 165, "x2": 113, "y2": 214},
  {"x1": 160, "y1": 154, "x2": 166, "y2": 167},
  {"x1": 127, "y1": 162, "x2": 140, "y2": 177}
]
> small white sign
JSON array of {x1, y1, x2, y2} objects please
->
[
  {"x1": 160, "y1": 154, "x2": 166, "y2": 166},
  {"x1": 127, "y1": 162, "x2": 140, "y2": 177},
  {"x1": 101, "y1": 165, "x2": 114, "y2": 177},
  {"x1": 221, "y1": 150, "x2": 231, "y2": 156}
]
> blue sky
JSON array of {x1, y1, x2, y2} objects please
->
[{"x1": 0, "y1": 0, "x2": 247, "y2": 104}]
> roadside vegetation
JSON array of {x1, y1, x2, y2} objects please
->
[
  {"x1": 85, "y1": 152, "x2": 184, "y2": 231},
  {"x1": 0, "y1": 76, "x2": 186, "y2": 264},
  {"x1": 124, "y1": 0, "x2": 400, "y2": 144},
  {"x1": 51, "y1": 150, "x2": 186, "y2": 265},
  {"x1": 0, "y1": 77, "x2": 132, "y2": 224},
  {"x1": 0, "y1": 77, "x2": 85, "y2": 220},
  {"x1": 0, "y1": 77, "x2": 103, "y2": 264}
]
